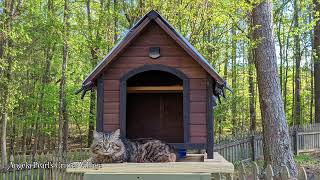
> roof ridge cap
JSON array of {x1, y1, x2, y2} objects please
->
[{"x1": 147, "y1": 10, "x2": 159, "y2": 19}]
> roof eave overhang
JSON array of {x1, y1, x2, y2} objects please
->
[{"x1": 82, "y1": 16, "x2": 152, "y2": 87}]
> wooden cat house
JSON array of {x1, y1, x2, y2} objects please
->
[{"x1": 80, "y1": 10, "x2": 226, "y2": 159}]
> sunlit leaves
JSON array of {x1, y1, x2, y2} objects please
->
[{"x1": 1, "y1": 0, "x2": 318, "y2": 150}]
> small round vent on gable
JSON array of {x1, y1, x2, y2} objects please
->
[{"x1": 149, "y1": 47, "x2": 160, "y2": 59}]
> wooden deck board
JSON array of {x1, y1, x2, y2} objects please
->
[
  {"x1": 66, "y1": 152, "x2": 234, "y2": 174},
  {"x1": 83, "y1": 173, "x2": 212, "y2": 180}
]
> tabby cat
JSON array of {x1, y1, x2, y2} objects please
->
[{"x1": 90, "y1": 129, "x2": 176, "y2": 163}]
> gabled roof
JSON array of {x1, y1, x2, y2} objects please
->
[{"x1": 82, "y1": 10, "x2": 226, "y2": 90}]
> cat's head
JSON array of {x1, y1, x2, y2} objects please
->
[{"x1": 91, "y1": 129, "x2": 124, "y2": 156}]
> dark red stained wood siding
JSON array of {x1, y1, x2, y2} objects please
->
[
  {"x1": 104, "y1": 124, "x2": 119, "y2": 132},
  {"x1": 104, "y1": 102, "x2": 120, "y2": 114},
  {"x1": 190, "y1": 102, "x2": 207, "y2": 113},
  {"x1": 103, "y1": 67, "x2": 206, "y2": 80},
  {"x1": 122, "y1": 46, "x2": 186, "y2": 57},
  {"x1": 190, "y1": 90, "x2": 207, "y2": 102},
  {"x1": 113, "y1": 57, "x2": 200, "y2": 68},
  {"x1": 190, "y1": 136, "x2": 207, "y2": 143},
  {"x1": 102, "y1": 22, "x2": 207, "y2": 143},
  {"x1": 104, "y1": 114, "x2": 120, "y2": 125},
  {"x1": 104, "y1": 91, "x2": 119, "y2": 102},
  {"x1": 190, "y1": 113, "x2": 206, "y2": 124},
  {"x1": 104, "y1": 80, "x2": 120, "y2": 90}
]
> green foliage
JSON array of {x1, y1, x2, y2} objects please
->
[
  {"x1": 0, "y1": 0, "x2": 317, "y2": 152},
  {"x1": 295, "y1": 153, "x2": 318, "y2": 165}
]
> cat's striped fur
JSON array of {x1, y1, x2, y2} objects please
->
[{"x1": 90, "y1": 129, "x2": 176, "y2": 163}]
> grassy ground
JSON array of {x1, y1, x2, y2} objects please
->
[{"x1": 295, "y1": 151, "x2": 320, "y2": 179}]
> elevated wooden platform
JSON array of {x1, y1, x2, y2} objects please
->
[{"x1": 66, "y1": 152, "x2": 234, "y2": 175}]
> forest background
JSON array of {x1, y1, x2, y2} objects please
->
[{"x1": 0, "y1": 0, "x2": 319, "y2": 156}]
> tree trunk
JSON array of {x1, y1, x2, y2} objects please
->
[
  {"x1": 248, "y1": 49, "x2": 256, "y2": 133},
  {"x1": 41, "y1": 0, "x2": 55, "y2": 151},
  {"x1": 58, "y1": 0, "x2": 69, "y2": 158},
  {"x1": 313, "y1": 0, "x2": 320, "y2": 123},
  {"x1": 1, "y1": 0, "x2": 15, "y2": 166},
  {"x1": 88, "y1": 90, "x2": 96, "y2": 146},
  {"x1": 86, "y1": 0, "x2": 94, "y2": 147},
  {"x1": 33, "y1": 46, "x2": 53, "y2": 155},
  {"x1": 310, "y1": 10, "x2": 314, "y2": 124},
  {"x1": 220, "y1": 35, "x2": 229, "y2": 141},
  {"x1": 22, "y1": 125, "x2": 27, "y2": 153},
  {"x1": 231, "y1": 26, "x2": 237, "y2": 135},
  {"x1": 62, "y1": 109, "x2": 69, "y2": 153},
  {"x1": 86, "y1": 0, "x2": 101, "y2": 147},
  {"x1": 284, "y1": 39, "x2": 289, "y2": 112},
  {"x1": 276, "y1": 1, "x2": 284, "y2": 95},
  {"x1": 311, "y1": 66, "x2": 314, "y2": 123},
  {"x1": 292, "y1": 63, "x2": 295, "y2": 124},
  {"x1": 283, "y1": 19, "x2": 293, "y2": 114},
  {"x1": 9, "y1": 118, "x2": 15, "y2": 155},
  {"x1": 252, "y1": 1, "x2": 298, "y2": 177},
  {"x1": 293, "y1": 0, "x2": 301, "y2": 125},
  {"x1": 224, "y1": 35, "x2": 229, "y2": 81},
  {"x1": 114, "y1": 0, "x2": 118, "y2": 43},
  {"x1": 1, "y1": 113, "x2": 8, "y2": 166},
  {"x1": 248, "y1": 15, "x2": 256, "y2": 133}
]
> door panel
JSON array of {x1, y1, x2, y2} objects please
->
[{"x1": 126, "y1": 93, "x2": 183, "y2": 143}]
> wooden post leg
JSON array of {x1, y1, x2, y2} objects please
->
[
  {"x1": 294, "y1": 130, "x2": 299, "y2": 155},
  {"x1": 207, "y1": 77, "x2": 214, "y2": 159},
  {"x1": 251, "y1": 134, "x2": 256, "y2": 161},
  {"x1": 207, "y1": 145, "x2": 214, "y2": 159}
]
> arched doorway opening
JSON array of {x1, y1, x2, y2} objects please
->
[{"x1": 120, "y1": 65, "x2": 189, "y2": 144}]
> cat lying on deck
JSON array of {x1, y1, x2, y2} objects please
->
[{"x1": 90, "y1": 129, "x2": 176, "y2": 164}]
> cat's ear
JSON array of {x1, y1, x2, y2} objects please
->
[
  {"x1": 112, "y1": 129, "x2": 121, "y2": 139},
  {"x1": 93, "y1": 130, "x2": 103, "y2": 140}
]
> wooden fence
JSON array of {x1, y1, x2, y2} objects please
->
[
  {"x1": 214, "y1": 134, "x2": 264, "y2": 163},
  {"x1": 0, "y1": 167, "x2": 83, "y2": 180},
  {"x1": 214, "y1": 123, "x2": 320, "y2": 163},
  {"x1": 294, "y1": 123, "x2": 320, "y2": 153},
  {"x1": 0, "y1": 149, "x2": 90, "y2": 180}
]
